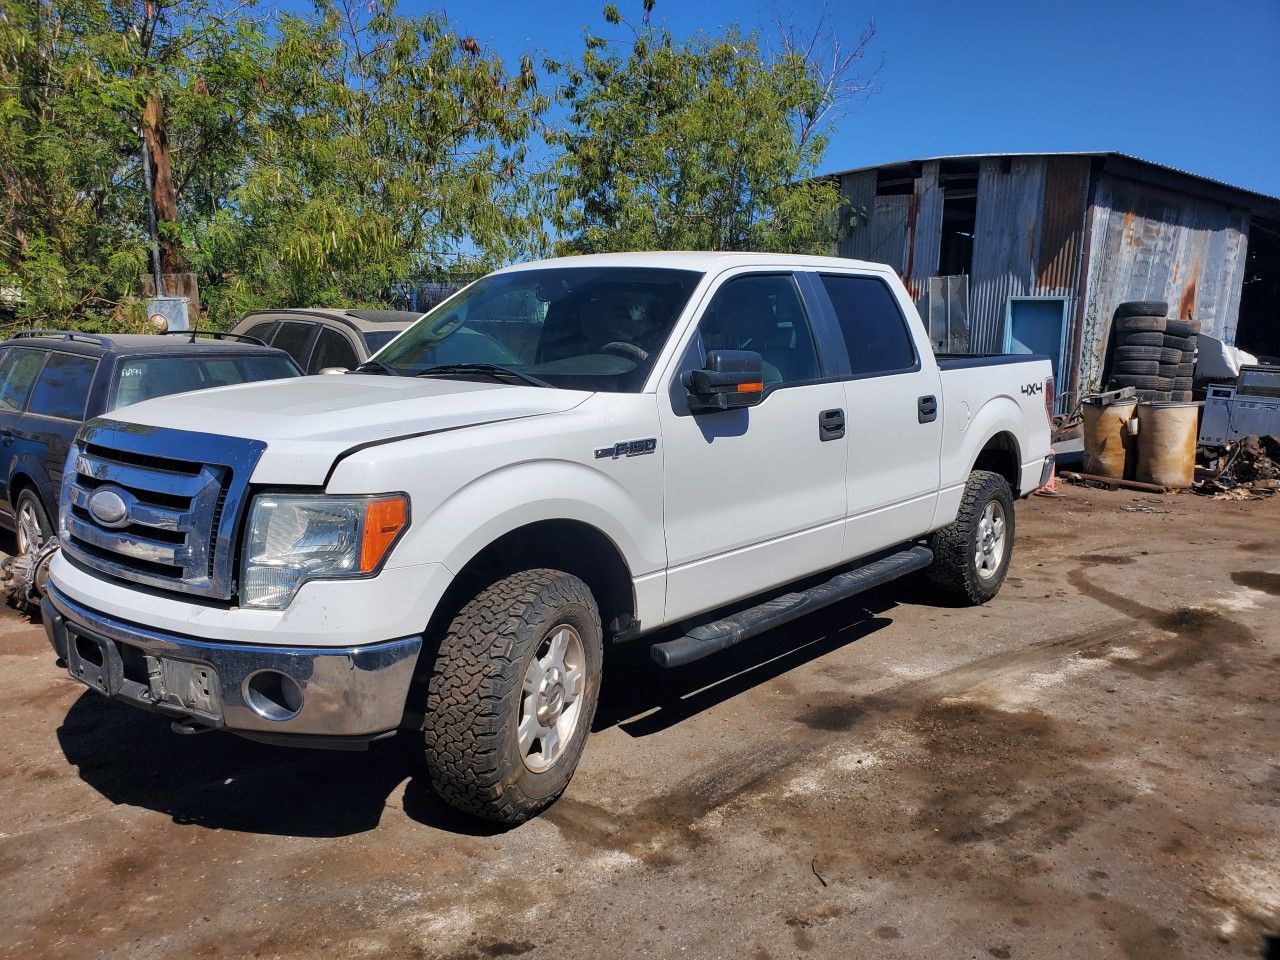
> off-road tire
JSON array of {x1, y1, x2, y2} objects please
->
[
  {"x1": 1165, "y1": 317, "x2": 1201, "y2": 338},
  {"x1": 423, "y1": 569, "x2": 603, "y2": 824},
  {"x1": 1115, "y1": 300, "x2": 1168, "y2": 319},
  {"x1": 926, "y1": 470, "x2": 1015, "y2": 606},
  {"x1": 1113, "y1": 315, "x2": 1165, "y2": 334}
]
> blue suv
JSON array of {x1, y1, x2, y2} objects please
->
[{"x1": 0, "y1": 331, "x2": 300, "y2": 555}]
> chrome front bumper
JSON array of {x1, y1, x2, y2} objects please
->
[{"x1": 44, "y1": 584, "x2": 422, "y2": 748}]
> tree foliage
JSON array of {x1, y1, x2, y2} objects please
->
[
  {"x1": 549, "y1": 2, "x2": 859, "y2": 255},
  {"x1": 1, "y1": 0, "x2": 871, "y2": 328}
]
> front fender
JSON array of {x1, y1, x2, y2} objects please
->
[{"x1": 399, "y1": 459, "x2": 664, "y2": 580}]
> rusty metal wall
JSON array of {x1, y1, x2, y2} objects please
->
[
  {"x1": 968, "y1": 156, "x2": 1090, "y2": 355},
  {"x1": 903, "y1": 161, "x2": 943, "y2": 303},
  {"x1": 1077, "y1": 174, "x2": 1251, "y2": 391}
]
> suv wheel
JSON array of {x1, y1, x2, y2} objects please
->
[
  {"x1": 926, "y1": 470, "x2": 1015, "y2": 605},
  {"x1": 423, "y1": 569, "x2": 603, "y2": 823},
  {"x1": 15, "y1": 488, "x2": 52, "y2": 556}
]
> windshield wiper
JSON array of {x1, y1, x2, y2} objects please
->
[
  {"x1": 415, "y1": 363, "x2": 551, "y2": 388},
  {"x1": 351, "y1": 358, "x2": 399, "y2": 376}
]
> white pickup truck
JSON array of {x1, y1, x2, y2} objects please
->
[{"x1": 43, "y1": 252, "x2": 1053, "y2": 823}]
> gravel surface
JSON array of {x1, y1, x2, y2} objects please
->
[{"x1": 0, "y1": 486, "x2": 1277, "y2": 960}]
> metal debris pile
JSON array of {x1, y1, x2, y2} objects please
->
[
  {"x1": 1197, "y1": 436, "x2": 1280, "y2": 499},
  {"x1": 0, "y1": 539, "x2": 59, "y2": 614}
]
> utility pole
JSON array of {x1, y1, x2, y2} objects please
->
[{"x1": 140, "y1": 131, "x2": 165, "y2": 298}]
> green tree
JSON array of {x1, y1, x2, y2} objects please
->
[
  {"x1": 194, "y1": 0, "x2": 550, "y2": 323},
  {"x1": 0, "y1": 0, "x2": 269, "y2": 325},
  {"x1": 549, "y1": 2, "x2": 872, "y2": 255}
]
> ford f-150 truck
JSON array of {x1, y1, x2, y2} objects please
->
[{"x1": 43, "y1": 252, "x2": 1054, "y2": 823}]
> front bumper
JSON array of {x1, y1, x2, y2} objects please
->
[{"x1": 44, "y1": 583, "x2": 422, "y2": 748}]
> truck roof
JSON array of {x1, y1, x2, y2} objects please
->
[{"x1": 493, "y1": 251, "x2": 891, "y2": 274}]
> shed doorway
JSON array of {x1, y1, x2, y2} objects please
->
[{"x1": 1005, "y1": 297, "x2": 1071, "y2": 413}]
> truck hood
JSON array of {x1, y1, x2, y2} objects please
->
[{"x1": 105, "y1": 374, "x2": 590, "y2": 485}]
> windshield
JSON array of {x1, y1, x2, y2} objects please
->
[
  {"x1": 110, "y1": 354, "x2": 301, "y2": 411},
  {"x1": 373, "y1": 267, "x2": 703, "y2": 391}
]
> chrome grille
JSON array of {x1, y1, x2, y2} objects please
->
[{"x1": 59, "y1": 422, "x2": 266, "y2": 600}]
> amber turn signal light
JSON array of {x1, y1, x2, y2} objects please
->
[{"x1": 360, "y1": 496, "x2": 408, "y2": 572}]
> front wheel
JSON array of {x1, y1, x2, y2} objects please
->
[
  {"x1": 925, "y1": 469, "x2": 1015, "y2": 605},
  {"x1": 423, "y1": 569, "x2": 603, "y2": 824}
]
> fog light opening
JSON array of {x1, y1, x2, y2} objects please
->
[
  {"x1": 74, "y1": 635, "x2": 105, "y2": 668},
  {"x1": 244, "y1": 670, "x2": 304, "y2": 721}
]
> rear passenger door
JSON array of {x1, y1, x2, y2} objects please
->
[{"x1": 814, "y1": 272, "x2": 943, "y2": 560}]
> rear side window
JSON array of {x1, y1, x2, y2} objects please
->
[
  {"x1": 0, "y1": 348, "x2": 46, "y2": 412},
  {"x1": 272, "y1": 321, "x2": 314, "y2": 365},
  {"x1": 820, "y1": 275, "x2": 917, "y2": 377},
  {"x1": 27, "y1": 352, "x2": 98, "y2": 420},
  {"x1": 310, "y1": 327, "x2": 360, "y2": 372}
]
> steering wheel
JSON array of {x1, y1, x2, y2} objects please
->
[{"x1": 599, "y1": 342, "x2": 649, "y2": 363}]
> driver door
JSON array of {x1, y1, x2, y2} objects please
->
[{"x1": 658, "y1": 272, "x2": 848, "y2": 623}]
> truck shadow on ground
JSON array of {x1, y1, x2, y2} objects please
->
[{"x1": 55, "y1": 585, "x2": 907, "y2": 839}]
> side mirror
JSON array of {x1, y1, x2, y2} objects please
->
[{"x1": 685, "y1": 349, "x2": 766, "y2": 412}]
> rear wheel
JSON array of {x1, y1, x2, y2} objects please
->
[
  {"x1": 15, "y1": 488, "x2": 52, "y2": 556},
  {"x1": 423, "y1": 569, "x2": 603, "y2": 824},
  {"x1": 926, "y1": 470, "x2": 1015, "y2": 605}
]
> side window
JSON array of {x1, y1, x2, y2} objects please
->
[
  {"x1": 310, "y1": 327, "x2": 359, "y2": 372},
  {"x1": 271, "y1": 321, "x2": 315, "y2": 365},
  {"x1": 820, "y1": 274, "x2": 917, "y2": 377},
  {"x1": 27, "y1": 352, "x2": 98, "y2": 420},
  {"x1": 695, "y1": 274, "x2": 820, "y2": 387},
  {"x1": 243, "y1": 321, "x2": 277, "y2": 345},
  {"x1": 0, "y1": 348, "x2": 48, "y2": 412}
]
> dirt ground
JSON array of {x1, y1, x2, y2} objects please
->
[{"x1": 0, "y1": 486, "x2": 1277, "y2": 960}]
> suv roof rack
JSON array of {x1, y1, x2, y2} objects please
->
[
  {"x1": 160, "y1": 330, "x2": 267, "y2": 346},
  {"x1": 6, "y1": 329, "x2": 110, "y2": 346}
]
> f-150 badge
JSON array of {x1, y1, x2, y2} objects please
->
[{"x1": 595, "y1": 438, "x2": 657, "y2": 459}]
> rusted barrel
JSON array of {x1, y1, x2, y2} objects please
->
[
  {"x1": 1134, "y1": 401, "x2": 1200, "y2": 488},
  {"x1": 1083, "y1": 398, "x2": 1138, "y2": 479}
]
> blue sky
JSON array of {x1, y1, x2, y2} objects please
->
[{"x1": 422, "y1": 0, "x2": 1280, "y2": 197}]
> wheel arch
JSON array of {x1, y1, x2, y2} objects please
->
[
  {"x1": 970, "y1": 430, "x2": 1023, "y2": 496},
  {"x1": 403, "y1": 518, "x2": 637, "y2": 730}
]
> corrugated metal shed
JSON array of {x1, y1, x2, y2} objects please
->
[
  {"x1": 1077, "y1": 175, "x2": 1251, "y2": 389},
  {"x1": 829, "y1": 151, "x2": 1278, "y2": 404}
]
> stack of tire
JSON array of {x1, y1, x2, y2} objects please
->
[{"x1": 1108, "y1": 300, "x2": 1199, "y2": 402}]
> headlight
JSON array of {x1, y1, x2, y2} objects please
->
[{"x1": 240, "y1": 494, "x2": 408, "y2": 609}]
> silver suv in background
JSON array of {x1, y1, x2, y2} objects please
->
[{"x1": 230, "y1": 309, "x2": 423, "y2": 374}]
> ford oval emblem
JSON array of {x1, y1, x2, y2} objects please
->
[{"x1": 88, "y1": 488, "x2": 129, "y2": 528}]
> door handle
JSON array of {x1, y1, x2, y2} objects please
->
[
  {"x1": 819, "y1": 408, "x2": 845, "y2": 441},
  {"x1": 917, "y1": 395, "x2": 938, "y2": 424}
]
